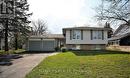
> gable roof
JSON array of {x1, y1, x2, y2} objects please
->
[
  {"x1": 108, "y1": 32, "x2": 130, "y2": 41},
  {"x1": 109, "y1": 24, "x2": 130, "y2": 41},
  {"x1": 113, "y1": 24, "x2": 130, "y2": 36}
]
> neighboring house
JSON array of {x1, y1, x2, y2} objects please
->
[
  {"x1": 26, "y1": 34, "x2": 65, "y2": 51},
  {"x1": 63, "y1": 26, "x2": 112, "y2": 50},
  {"x1": 108, "y1": 24, "x2": 130, "y2": 46}
]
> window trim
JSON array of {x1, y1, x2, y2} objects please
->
[
  {"x1": 91, "y1": 30, "x2": 93, "y2": 40},
  {"x1": 70, "y1": 30, "x2": 72, "y2": 40},
  {"x1": 102, "y1": 30, "x2": 104, "y2": 40},
  {"x1": 81, "y1": 30, "x2": 83, "y2": 40}
]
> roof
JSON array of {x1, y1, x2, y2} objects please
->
[
  {"x1": 62, "y1": 26, "x2": 112, "y2": 35},
  {"x1": 30, "y1": 34, "x2": 64, "y2": 39},
  {"x1": 63, "y1": 26, "x2": 112, "y2": 30},
  {"x1": 108, "y1": 24, "x2": 130, "y2": 41},
  {"x1": 108, "y1": 32, "x2": 130, "y2": 41},
  {"x1": 113, "y1": 24, "x2": 130, "y2": 36}
]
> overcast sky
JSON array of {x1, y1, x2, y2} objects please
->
[{"x1": 28, "y1": 0, "x2": 101, "y2": 34}]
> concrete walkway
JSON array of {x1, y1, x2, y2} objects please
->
[{"x1": 0, "y1": 53, "x2": 58, "y2": 78}]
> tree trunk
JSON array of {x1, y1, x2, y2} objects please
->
[
  {"x1": 0, "y1": 38, "x2": 1, "y2": 50},
  {"x1": 15, "y1": 33, "x2": 18, "y2": 50},
  {"x1": 5, "y1": 19, "x2": 9, "y2": 52}
]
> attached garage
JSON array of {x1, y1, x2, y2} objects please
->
[
  {"x1": 26, "y1": 34, "x2": 65, "y2": 52},
  {"x1": 28, "y1": 39, "x2": 55, "y2": 51}
]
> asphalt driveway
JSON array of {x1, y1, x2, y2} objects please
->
[{"x1": 0, "y1": 52, "x2": 58, "y2": 78}]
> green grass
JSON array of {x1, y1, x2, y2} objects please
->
[{"x1": 26, "y1": 50, "x2": 130, "y2": 78}]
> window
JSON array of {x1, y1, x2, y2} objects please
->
[
  {"x1": 72, "y1": 30, "x2": 81, "y2": 40},
  {"x1": 92, "y1": 30, "x2": 103, "y2": 39}
]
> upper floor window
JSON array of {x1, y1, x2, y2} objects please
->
[
  {"x1": 72, "y1": 30, "x2": 81, "y2": 40},
  {"x1": 92, "y1": 30, "x2": 103, "y2": 39}
]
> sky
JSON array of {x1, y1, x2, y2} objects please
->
[{"x1": 28, "y1": 0, "x2": 101, "y2": 34}]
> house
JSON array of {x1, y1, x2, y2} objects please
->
[
  {"x1": 63, "y1": 26, "x2": 112, "y2": 50},
  {"x1": 108, "y1": 24, "x2": 130, "y2": 46},
  {"x1": 26, "y1": 34, "x2": 65, "y2": 51}
]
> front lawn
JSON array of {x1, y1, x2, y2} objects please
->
[{"x1": 26, "y1": 51, "x2": 130, "y2": 78}]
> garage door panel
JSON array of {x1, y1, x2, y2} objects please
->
[
  {"x1": 29, "y1": 41, "x2": 42, "y2": 51},
  {"x1": 42, "y1": 41, "x2": 55, "y2": 51}
]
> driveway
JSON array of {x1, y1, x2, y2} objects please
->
[{"x1": 0, "y1": 52, "x2": 58, "y2": 78}]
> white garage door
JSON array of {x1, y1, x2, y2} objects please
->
[{"x1": 28, "y1": 40, "x2": 55, "y2": 51}]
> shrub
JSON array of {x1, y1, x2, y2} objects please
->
[
  {"x1": 61, "y1": 47, "x2": 67, "y2": 52},
  {"x1": 55, "y1": 47, "x2": 60, "y2": 51}
]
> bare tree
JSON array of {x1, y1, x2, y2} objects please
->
[
  {"x1": 31, "y1": 19, "x2": 48, "y2": 36},
  {"x1": 95, "y1": 0, "x2": 130, "y2": 25}
]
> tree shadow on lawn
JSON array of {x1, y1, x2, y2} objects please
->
[{"x1": 72, "y1": 50, "x2": 130, "y2": 56}]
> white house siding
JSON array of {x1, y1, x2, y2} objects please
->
[{"x1": 66, "y1": 30, "x2": 108, "y2": 45}]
